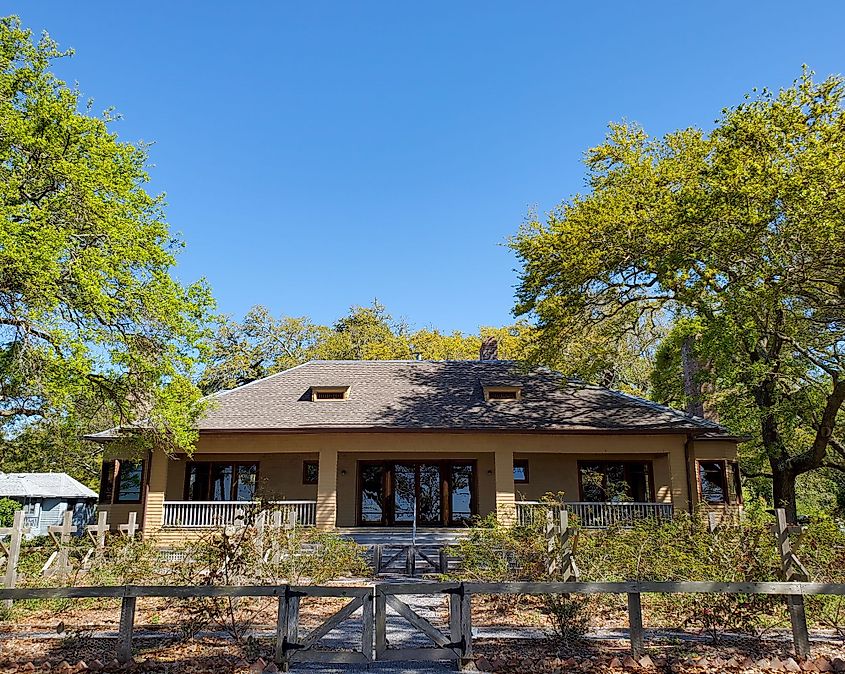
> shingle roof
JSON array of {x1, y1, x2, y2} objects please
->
[
  {"x1": 90, "y1": 360, "x2": 730, "y2": 437},
  {"x1": 0, "y1": 472, "x2": 98, "y2": 499}
]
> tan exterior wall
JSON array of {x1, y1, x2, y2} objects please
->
[
  {"x1": 103, "y1": 431, "x2": 741, "y2": 535},
  {"x1": 163, "y1": 452, "x2": 319, "y2": 502}
]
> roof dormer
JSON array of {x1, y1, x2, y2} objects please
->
[{"x1": 311, "y1": 386, "x2": 351, "y2": 401}]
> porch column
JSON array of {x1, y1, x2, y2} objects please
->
[
  {"x1": 316, "y1": 448, "x2": 338, "y2": 529},
  {"x1": 143, "y1": 449, "x2": 169, "y2": 532},
  {"x1": 494, "y1": 447, "x2": 516, "y2": 525}
]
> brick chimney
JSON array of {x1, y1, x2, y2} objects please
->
[{"x1": 479, "y1": 336, "x2": 498, "y2": 361}]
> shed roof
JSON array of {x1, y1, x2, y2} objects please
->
[{"x1": 0, "y1": 472, "x2": 98, "y2": 499}]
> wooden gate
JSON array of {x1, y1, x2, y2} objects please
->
[
  {"x1": 276, "y1": 585, "x2": 374, "y2": 670},
  {"x1": 373, "y1": 544, "x2": 450, "y2": 576},
  {"x1": 374, "y1": 582, "x2": 472, "y2": 665}
]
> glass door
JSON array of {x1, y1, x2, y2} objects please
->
[{"x1": 357, "y1": 460, "x2": 476, "y2": 526}]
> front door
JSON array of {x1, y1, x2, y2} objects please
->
[{"x1": 357, "y1": 460, "x2": 476, "y2": 526}]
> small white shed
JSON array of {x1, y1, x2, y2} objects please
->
[{"x1": 0, "y1": 472, "x2": 98, "y2": 538}]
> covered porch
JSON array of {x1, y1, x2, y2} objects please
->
[{"x1": 123, "y1": 440, "x2": 686, "y2": 539}]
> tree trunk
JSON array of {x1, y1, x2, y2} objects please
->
[{"x1": 771, "y1": 463, "x2": 799, "y2": 523}]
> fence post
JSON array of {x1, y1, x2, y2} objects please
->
[
  {"x1": 775, "y1": 508, "x2": 811, "y2": 659},
  {"x1": 439, "y1": 547, "x2": 449, "y2": 575},
  {"x1": 459, "y1": 583, "x2": 473, "y2": 670},
  {"x1": 627, "y1": 591, "x2": 644, "y2": 658},
  {"x1": 407, "y1": 545, "x2": 416, "y2": 577},
  {"x1": 275, "y1": 587, "x2": 288, "y2": 668},
  {"x1": 361, "y1": 587, "x2": 375, "y2": 662},
  {"x1": 545, "y1": 508, "x2": 559, "y2": 576},
  {"x1": 284, "y1": 589, "x2": 300, "y2": 671},
  {"x1": 373, "y1": 544, "x2": 382, "y2": 576},
  {"x1": 117, "y1": 593, "x2": 136, "y2": 663},
  {"x1": 1, "y1": 510, "x2": 29, "y2": 608},
  {"x1": 375, "y1": 587, "x2": 387, "y2": 660}
]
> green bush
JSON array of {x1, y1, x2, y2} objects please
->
[
  {"x1": 0, "y1": 497, "x2": 20, "y2": 526},
  {"x1": 449, "y1": 513, "x2": 546, "y2": 581}
]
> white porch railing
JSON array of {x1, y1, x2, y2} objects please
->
[
  {"x1": 163, "y1": 501, "x2": 317, "y2": 528},
  {"x1": 516, "y1": 501, "x2": 675, "y2": 528}
]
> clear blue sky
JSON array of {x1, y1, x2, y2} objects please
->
[{"x1": 13, "y1": 2, "x2": 845, "y2": 333}]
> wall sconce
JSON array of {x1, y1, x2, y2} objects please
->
[
  {"x1": 340, "y1": 469, "x2": 347, "y2": 476},
  {"x1": 487, "y1": 470, "x2": 493, "y2": 475}
]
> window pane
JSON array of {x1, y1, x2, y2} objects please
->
[
  {"x1": 235, "y1": 464, "x2": 257, "y2": 501},
  {"x1": 627, "y1": 463, "x2": 652, "y2": 502},
  {"x1": 360, "y1": 464, "x2": 385, "y2": 523},
  {"x1": 731, "y1": 462, "x2": 742, "y2": 504},
  {"x1": 513, "y1": 461, "x2": 528, "y2": 483},
  {"x1": 580, "y1": 463, "x2": 605, "y2": 502},
  {"x1": 211, "y1": 463, "x2": 233, "y2": 501},
  {"x1": 699, "y1": 461, "x2": 727, "y2": 504},
  {"x1": 99, "y1": 461, "x2": 115, "y2": 504},
  {"x1": 451, "y1": 463, "x2": 474, "y2": 523},
  {"x1": 605, "y1": 463, "x2": 630, "y2": 502},
  {"x1": 186, "y1": 463, "x2": 210, "y2": 501},
  {"x1": 418, "y1": 464, "x2": 442, "y2": 524},
  {"x1": 303, "y1": 461, "x2": 319, "y2": 485},
  {"x1": 116, "y1": 460, "x2": 143, "y2": 503},
  {"x1": 394, "y1": 464, "x2": 416, "y2": 523}
]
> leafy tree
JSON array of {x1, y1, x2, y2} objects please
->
[
  {"x1": 512, "y1": 70, "x2": 845, "y2": 521},
  {"x1": 0, "y1": 17, "x2": 214, "y2": 456},
  {"x1": 200, "y1": 307, "x2": 324, "y2": 394}
]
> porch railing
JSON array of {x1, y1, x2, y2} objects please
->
[
  {"x1": 516, "y1": 501, "x2": 674, "y2": 528},
  {"x1": 162, "y1": 501, "x2": 317, "y2": 528}
]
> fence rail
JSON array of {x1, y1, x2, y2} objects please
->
[
  {"x1": 2, "y1": 580, "x2": 843, "y2": 667},
  {"x1": 516, "y1": 501, "x2": 675, "y2": 528},
  {"x1": 162, "y1": 500, "x2": 317, "y2": 528}
]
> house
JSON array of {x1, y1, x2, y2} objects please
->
[
  {"x1": 0, "y1": 472, "x2": 98, "y2": 538},
  {"x1": 88, "y1": 350, "x2": 742, "y2": 545}
]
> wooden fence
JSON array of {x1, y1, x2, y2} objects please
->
[{"x1": 2, "y1": 580, "x2": 843, "y2": 669}]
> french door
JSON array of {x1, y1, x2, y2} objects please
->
[{"x1": 357, "y1": 460, "x2": 476, "y2": 526}]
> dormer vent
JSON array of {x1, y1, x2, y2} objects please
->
[
  {"x1": 483, "y1": 385, "x2": 522, "y2": 402},
  {"x1": 311, "y1": 386, "x2": 350, "y2": 401}
]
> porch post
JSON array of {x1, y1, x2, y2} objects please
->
[
  {"x1": 315, "y1": 448, "x2": 338, "y2": 529},
  {"x1": 494, "y1": 448, "x2": 516, "y2": 525},
  {"x1": 143, "y1": 449, "x2": 169, "y2": 533}
]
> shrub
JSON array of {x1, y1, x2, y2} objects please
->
[
  {"x1": 540, "y1": 593, "x2": 590, "y2": 646},
  {"x1": 0, "y1": 497, "x2": 20, "y2": 527},
  {"x1": 450, "y1": 513, "x2": 546, "y2": 581}
]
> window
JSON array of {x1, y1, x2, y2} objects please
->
[
  {"x1": 698, "y1": 460, "x2": 728, "y2": 504},
  {"x1": 513, "y1": 459, "x2": 529, "y2": 483},
  {"x1": 698, "y1": 460, "x2": 742, "y2": 505},
  {"x1": 99, "y1": 459, "x2": 145, "y2": 504},
  {"x1": 116, "y1": 460, "x2": 144, "y2": 503},
  {"x1": 578, "y1": 461, "x2": 653, "y2": 502},
  {"x1": 311, "y1": 386, "x2": 350, "y2": 401},
  {"x1": 184, "y1": 461, "x2": 259, "y2": 501},
  {"x1": 483, "y1": 385, "x2": 522, "y2": 401},
  {"x1": 727, "y1": 461, "x2": 742, "y2": 504},
  {"x1": 303, "y1": 460, "x2": 319, "y2": 485},
  {"x1": 99, "y1": 461, "x2": 115, "y2": 504}
]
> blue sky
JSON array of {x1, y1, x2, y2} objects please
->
[{"x1": 13, "y1": 2, "x2": 845, "y2": 333}]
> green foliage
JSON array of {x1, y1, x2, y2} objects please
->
[
  {"x1": 450, "y1": 513, "x2": 546, "y2": 581},
  {"x1": 512, "y1": 69, "x2": 845, "y2": 518},
  {"x1": 540, "y1": 593, "x2": 590, "y2": 646},
  {"x1": 200, "y1": 300, "x2": 537, "y2": 394},
  {"x1": 0, "y1": 16, "x2": 215, "y2": 457},
  {"x1": 0, "y1": 497, "x2": 20, "y2": 526}
]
